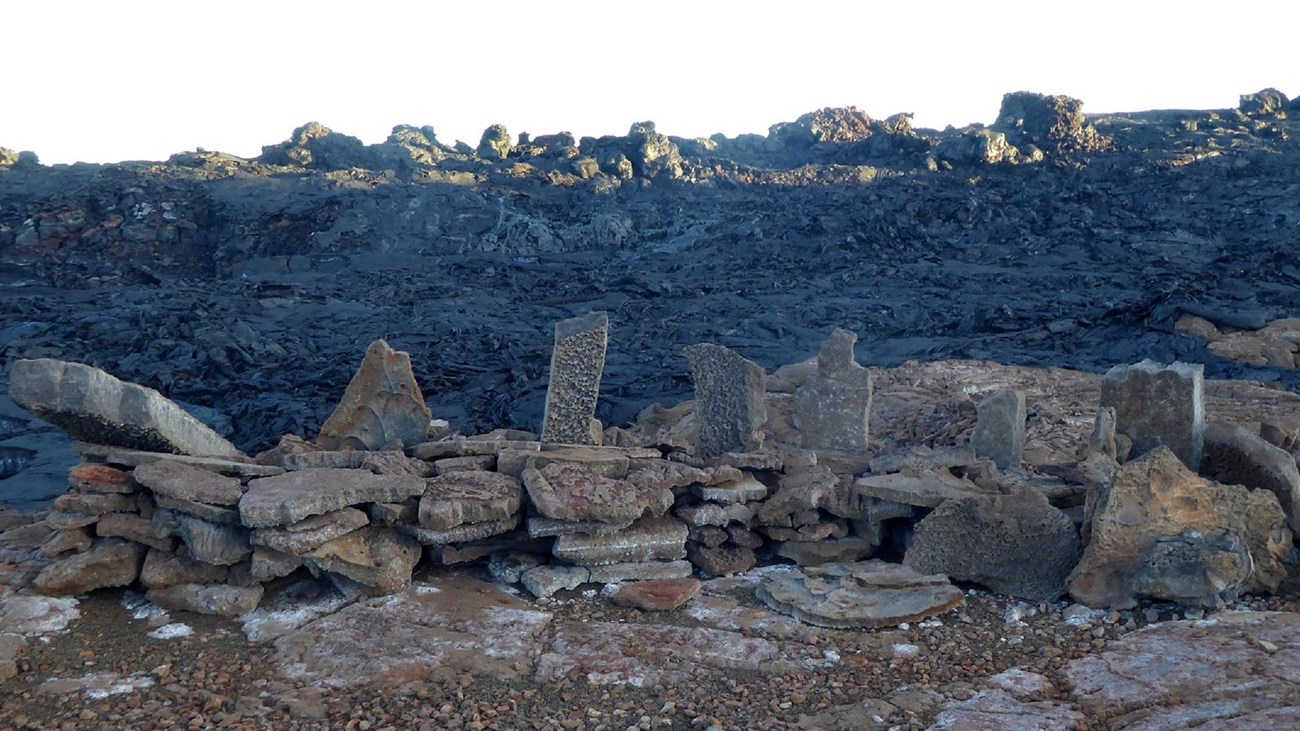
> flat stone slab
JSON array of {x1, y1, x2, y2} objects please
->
[
  {"x1": 251, "y1": 508, "x2": 370, "y2": 555},
  {"x1": 133, "y1": 459, "x2": 244, "y2": 506},
  {"x1": 552, "y1": 516, "x2": 688, "y2": 566},
  {"x1": 587, "y1": 560, "x2": 693, "y2": 583},
  {"x1": 73, "y1": 443, "x2": 282, "y2": 477},
  {"x1": 169, "y1": 512, "x2": 252, "y2": 566},
  {"x1": 523, "y1": 462, "x2": 672, "y2": 525},
  {"x1": 67, "y1": 464, "x2": 137, "y2": 494},
  {"x1": 756, "y1": 560, "x2": 964, "y2": 629},
  {"x1": 500, "y1": 446, "x2": 631, "y2": 479},
  {"x1": 10, "y1": 359, "x2": 242, "y2": 458},
  {"x1": 408, "y1": 438, "x2": 541, "y2": 461},
  {"x1": 140, "y1": 548, "x2": 228, "y2": 588},
  {"x1": 303, "y1": 527, "x2": 420, "y2": 594},
  {"x1": 526, "y1": 515, "x2": 633, "y2": 538},
  {"x1": 52, "y1": 492, "x2": 134, "y2": 515},
  {"x1": 240, "y1": 469, "x2": 426, "y2": 528},
  {"x1": 419, "y1": 471, "x2": 522, "y2": 530},
  {"x1": 399, "y1": 516, "x2": 521, "y2": 546},
  {"x1": 610, "y1": 578, "x2": 701, "y2": 610},
  {"x1": 855, "y1": 473, "x2": 993, "y2": 508},
  {"x1": 0, "y1": 586, "x2": 81, "y2": 635},
  {"x1": 33, "y1": 539, "x2": 146, "y2": 596},
  {"x1": 95, "y1": 513, "x2": 176, "y2": 552},
  {"x1": 153, "y1": 495, "x2": 241, "y2": 525},
  {"x1": 693, "y1": 474, "x2": 768, "y2": 503},
  {"x1": 316, "y1": 339, "x2": 431, "y2": 451}
]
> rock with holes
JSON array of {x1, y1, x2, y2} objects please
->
[{"x1": 541, "y1": 311, "x2": 609, "y2": 445}]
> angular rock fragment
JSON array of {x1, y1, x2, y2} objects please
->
[
  {"x1": 756, "y1": 561, "x2": 964, "y2": 629},
  {"x1": 40, "y1": 528, "x2": 92, "y2": 558},
  {"x1": 758, "y1": 466, "x2": 854, "y2": 525},
  {"x1": 140, "y1": 547, "x2": 229, "y2": 588},
  {"x1": 240, "y1": 468, "x2": 426, "y2": 528},
  {"x1": 904, "y1": 488, "x2": 1081, "y2": 601},
  {"x1": 8, "y1": 359, "x2": 242, "y2": 457},
  {"x1": 1201, "y1": 421, "x2": 1300, "y2": 532},
  {"x1": 776, "y1": 537, "x2": 873, "y2": 567},
  {"x1": 586, "y1": 560, "x2": 693, "y2": 583},
  {"x1": 419, "y1": 470, "x2": 522, "y2": 531},
  {"x1": 552, "y1": 516, "x2": 688, "y2": 566},
  {"x1": 1068, "y1": 447, "x2": 1291, "y2": 609},
  {"x1": 683, "y1": 344, "x2": 767, "y2": 459},
  {"x1": 68, "y1": 464, "x2": 137, "y2": 494},
  {"x1": 249, "y1": 546, "x2": 304, "y2": 583},
  {"x1": 367, "y1": 500, "x2": 417, "y2": 526},
  {"x1": 316, "y1": 340, "x2": 431, "y2": 451},
  {"x1": 522, "y1": 564, "x2": 590, "y2": 598},
  {"x1": 687, "y1": 543, "x2": 757, "y2": 576},
  {"x1": 676, "y1": 501, "x2": 755, "y2": 528},
  {"x1": 523, "y1": 463, "x2": 672, "y2": 525},
  {"x1": 792, "y1": 329, "x2": 873, "y2": 452},
  {"x1": 969, "y1": 389, "x2": 1027, "y2": 470},
  {"x1": 147, "y1": 583, "x2": 263, "y2": 617},
  {"x1": 95, "y1": 513, "x2": 176, "y2": 552},
  {"x1": 133, "y1": 459, "x2": 244, "y2": 506},
  {"x1": 1099, "y1": 360, "x2": 1204, "y2": 468},
  {"x1": 303, "y1": 527, "x2": 420, "y2": 594},
  {"x1": 170, "y1": 512, "x2": 252, "y2": 566},
  {"x1": 541, "y1": 311, "x2": 609, "y2": 445},
  {"x1": 692, "y1": 474, "x2": 768, "y2": 503},
  {"x1": 251, "y1": 508, "x2": 370, "y2": 555},
  {"x1": 52, "y1": 492, "x2": 134, "y2": 515},
  {"x1": 33, "y1": 539, "x2": 146, "y2": 595},
  {"x1": 611, "y1": 578, "x2": 701, "y2": 610},
  {"x1": 153, "y1": 495, "x2": 241, "y2": 525}
]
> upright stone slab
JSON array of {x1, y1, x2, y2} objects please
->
[
  {"x1": 317, "y1": 340, "x2": 431, "y2": 451},
  {"x1": 969, "y1": 389, "x2": 1027, "y2": 470},
  {"x1": 541, "y1": 311, "x2": 609, "y2": 445},
  {"x1": 1099, "y1": 360, "x2": 1204, "y2": 469},
  {"x1": 683, "y1": 344, "x2": 767, "y2": 460},
  {"x1": 792, "y1": 329, "x2": 874, "y2": 452},
  {"x1": 8, "y1": 358, "x2": 241, "y2": 457}
]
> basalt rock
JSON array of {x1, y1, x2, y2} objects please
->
[
  {"x1": 316, "y1": 340, "x2": 431, "y2": 452},
  {"x1": 1201, "y1": 420, "x2": 1300, "y2": 532}
]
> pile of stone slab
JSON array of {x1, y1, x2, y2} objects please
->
[{"x1": 7, "y1": 320, "x2": 1300, "y2": 622}]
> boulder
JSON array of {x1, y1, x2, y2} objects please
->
[
  {"x1": 140, "y1": 548, "x2": 228, "y2": 588},
  {"x1": 1240, "y1": 88, "x2": 1290, "y2": 117},
  {"x1": 419, "y1": 470, "x2": 522, "y2": 530},
  {"x1": 1068, "y1": 447, "x2": 1291, "y2": 609},
  {"x1": 992, "y1": 91, "x2": 1110, "y2": 155},
  {"x1": 522, "y1": 462, "x2": 672, "y2": 525},
  {"x1": 904, "y1": 488, "x2": 1081, "y2": 601},
  {"x1": 611, "y1": 578, "x2": 701, "y2": 611},
  {"x1": 316, "y1": 340, "x2": 431, "y2": 451},
  {"x1": 33, "y1": 539, "x2": 145, "y2": 595},
  {"x1": 477, "y1": 124, "x2": 512, "y2": 160},
  {"x1": 8, "y1": 359, "x2": 241, "y2": 457},
  {"x1": 133, "y1": 459, "x2": 243, "y2": 506},
  {"x1": 258, "y1": 122, "x2": 371, "y2": 170},
  {"x1": 303, "y1": 527, "x2": 420, "y2": 594},
  {"x1": 756, "y1": 561, "x2": 963, "y2": 629},
  {"x1": 240, "y1": 468, "x2": 426, "y2": 528},
  {"x1": 1201, "y1": 421, "x2": 1300, "y2": 532},
  {"x1": 147, "y1": 583, "x2": 263, "y2": 617}
]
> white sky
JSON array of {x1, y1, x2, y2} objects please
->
[{"x1": 3, "y1": 0, "x2": 1297, "y2": 165}]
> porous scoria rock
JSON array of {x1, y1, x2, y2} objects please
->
[
  {"x1": 522, "y1": 462, "x2": 672, "y2": 525},
  {"x1": 1068, "y1": 447, "x2": 1292, "y2": 609},
  {"x1": 904, "y1": 488, "x2": 1081, "y2": 601},
  {"x1": 419, "y1": 470, "x2": 522, "y2": 531},
  {"x1": 683, "y1": 343, "x2": 767, "y2": 459},
  {"x1": 316, "y1": 339, "x2": 431, "y2": 451},
  {"x1": 239, "y1": 468, "x2": 426, "y2": 528},
  {"x1": 541, "y1": 311, "x2": 609, "y2": 445},
  {"x1": 1099, "y1": 359, "x2": 1204, "y2": 469},
  {"x1": 68, "y1": 464, "x2": 137, "y2": 494},
  {"x1": 140, "y1": 547, "x2": 228, "y2": 588},
  {"x1": 147, "y1": 583, "x2": 264, "y2": 618},
  {"x1": 250, "y1": 507, "x2": 370, "y2": 555},
  {"x1": 1065, "y1": 611, "x2": 1300, "y2": 730},
  {"x1": 1201, "y1": 420, "x2": 1300, "y2": 532},
  {"x1": 551, "y1": 516, "x2": 688, "y2": 566},
  {"x1": 303, "y1": 527, "x2": 420, "y2": 593},
  {"x1": 611, "y1": 577, "x2": 701, "y2": 610},
  {"x1": 756, "y1": 560, "x2": 963, "y2": 629},
  {"x1": 8, "y1": 359, "x2": 242, "y2": 457},
  {"x1": 132, "y1": 458, "x2": 243, "y2": 506},
  {"x1": 792, "y1": 329, "x2": 874, "y2": 452},
  {"x1": 168, "y1": 511, "x2": 252, "y2": 566},
  {"x1": 33, "y1": 539, "x2": 146, "y2": 595}
]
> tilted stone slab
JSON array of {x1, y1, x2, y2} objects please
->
[
  {"x1": 169, "y1": 511, "x2": 252, "y2": 566},
  {"x1": 316, "y1": 339, "x2": 432, "y2": 451},
  {"x1": 9, "y1": 359, "x2": 241, "y2": 457},
  {"x1": 793, "y1": 329, "x2": 874, "y2": 452},
  {"x1": 33, "y1": 539, "x2": 146, "y2": 596},
  {"x1": 1099, "y1": 360, "x2": 1204, "y2": 468},
  {"x1": 419, "y1": 470, "x2": 523, "y2": 531},
  {"x1": 133, "y1": 459, "x2": 244, "y2": 506},
  {"x1": 249, "y1": 546, "x2": 303, "y2": 583},
  {"x1": 522, "y1": 462, "x2": 672, "y2": 525},
  {"x1": 541, "y1": 311, "x2": 609, "y2": 445},
  {"x1": 239, "y1": 468, "x2": 426, "y2": 528},
  {"x1": 855, "y1": 472, "x2": 992, "y2": 508},
  {"x1": 303, "y1": 527, "x2": 420, "y2": 594},
  {"x1": 1201, "y1": 420, "x2": 1300, "y2": 533},
  {"x1": 251, "y1": 507, "x2": 370, "y2": 555},
  {"x1": 73, "y1": 443, "x2": 281, "y2": 477},
  {"x1": 153, "y1": 495, "x2": 241, "y2": 525},
  {"x1": 756, "y1": 560, "x2": 964, "y2": 629},
  {"x1": 398, "y1": 515, "x2": 521, "y2": 546},
  {"x1": 552, "y1": 516, "x2": 688, "y2": 566},
  {"x1": 683, "y1": 344, "x2": 767, "y2": 459}
]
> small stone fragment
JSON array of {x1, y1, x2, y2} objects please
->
[
  {"x1": 68, "y1": 464, "x2": 137, "y2": 494},
  {"x1": 686, "y1": 543, "x2": 757, "y2": 576},
  {"x1": 521, "y1": 564, "x2": 590, "y2": 598},
  {"x1": 611, "y1": 578, "x2": 702, "y2": 610}
]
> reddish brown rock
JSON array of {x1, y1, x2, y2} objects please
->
[
  {"x1": 133, "y1": 459, "x2": 243, "y2": 506},
  {"x1": 95, "y1": 513, "x2": 176, "y2": 552},
  {"x1": 52, "y1": 492, "x2": 134, "y2": 516},
  {"x1": 303, "y1": 527, "x2": 420, "y2": 593},
  {"x1": 316, "y1": 340, "x2": 431, "y2": 451},
  {"x1": 68, "y1": 464, "x2": 137, "y2": 494},
  {"x1": 419, "y1": 470, "x2": 523, "y2": 530},
  {"x1": 611, "y1": 578, "x2": 702, "y2": 610}
]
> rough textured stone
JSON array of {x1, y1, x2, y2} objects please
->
[
  {"x1": 683, "y1": 344, "x2": 767, "y2": 459},
  {"x1": 419, "y1": 470, "x2": 522, "y2": 530},
  {"x1": 316, "y1": 340, "x2": 431, "y2": 451},
  {"x1": 758, "y1": 466, "x2": 853, "y2": 525},
  {"x1": 692, "y1": 474, "x2": 768, "y2": 503},
  {"x1": 676, "y1": 501, "x2": 754, "y2": 528},
  {"x1": 153, "y1": 495, "x2": 241, "y2": 525},
  {"x1": 409, "y1": 437, "x2": 540, "y2": 461},
  {"x1": 1068, "y1": 447, "x2": 1291, "y2": 609},
  {"x1": 240, "y1": 468, "x2": 426, "y2": 528},
  {"x1": 969, "y1": 389, "x2": 1027, "y2": 470},
  {"x1": 526, "y1": 515, "x2": 632, "y2": 538},
  {"x1": 72, "y1": 443, "x2": 281, "y2": 477},
  {"x1": 40, "y1": 528, "x2": 92, "y2": 558},
  {"x1": 523, "y1": 462, "x2": 672, "y2": 525},
  {"x1": 1065, "y1": 611, "x2": 1300, "y2": 730},
  {"x1": 0, "y1": 633, "x2": 24, "y2": 684},
  {"x1": 9, "y1": 358, "x2": 242, "y2": 457},
  {"x1": 431, "y1": 455, "x2": 496, "y2": 475},
  {"x1": 1099, "y1": 360, "x2": 1204, "y2": 468},
  {"x1": 498, "y1": 446, "x2": 629, "y2": 479},
  {"x1": 52, "y1": 492, "x2": 134, "y2": 515},
  {"x1": 33, "y1": 539, "x2": 145, "y2": 595},
  {"x1": 303, "y1": 527, "x2": 420, "y2": 593},
  {"x1": 611, "y1": 578, "x2": 701, "y2": 610},
  {"x1": 140, "y1": 547, "x2": 228, "y2": 588},
  {"x1": 368, "y1": 500, "x2": 418, "y2": 526},
  {"x1": 68, "y1": 464, "x2": 137, "y2": 494},
  {"x1": 905, "y1": 488, "x2": 1081, "y2": 601},
  {"x1": 133, "y1": 459, "x2": 243, "y2": 506},
  {"x1": 522, "y1": 564, "x2": 590, "y2": 598},
  {"x1": 552, "y1": 516, "x2": 688, "y2": 566},
  {"x1": 251, "y1": 508, "x2": 369, "y2": 555},
  {"x1": 687, "y1": 543, "x2": 757, "y2": 576},
  {"x1": 586, "y1": 560, "x2": 693, "y2": 583},
  {"x1": 148, "y1": 583, "x2": 264, "y2": 617},
  {"x1": 777, "y1": 537, "x2": 874, "y2": 567},
  {"x1": 1201, "y1": 420, "x2": 1300, "y2": 532},
  {"x1": 249, "y1": 546, "x2": 303, "y2": 582},
  {"x1": 541, "y1": 311, "x2": 608, "y2": 445},
  {"x1": 756, "y1": 561, "x2": 964, "y2": 629},
  {"x1": 398, "y1": 516, "x2": 520, "y2": 545},
  {"x1": 95, "y1": 513, "x2": 176, "y2": 552},
  {"x1": 170, "y1": 512, "x2": 252, "y2": 566},
  {"x1": 855, "y1": 472, "x2": 990, "y2": 508},
  {"x1": 929, "y1": 687, "x2": 1087, "y2": 731},
  {"x1": 793, "y1": 329, "x2": 873, "y2": 452}
]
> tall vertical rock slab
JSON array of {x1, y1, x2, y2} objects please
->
[
  {"x1": 8, "y1": 358, "x2": 241, "y2": 457},
  {"x1": 317, "y1": 340, "x2": 431, "y2": 451},
  {"x1": 793, "y1": 329, "x2": 873, "y2": 452},
  {"x1": 683, "y1": 344, "x2": 767, "y2": 460},
  {"x1": 970, "y1": 389, "x2": 1027, "y2": 470},
  {"x1": 1099, "y1": 360, "x2": 1204, "y2": 468},
  {"x1": 541, "y1": 311, "x2": 609, "y2": 445}
]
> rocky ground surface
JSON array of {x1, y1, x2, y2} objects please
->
[{"x1": 3, "y1": 89, "x2": 1300, "y2": 505}]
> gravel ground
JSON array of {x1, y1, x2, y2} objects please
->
[{"x1": 4, "y1": 564, "x2": 1299, "y2": 731}]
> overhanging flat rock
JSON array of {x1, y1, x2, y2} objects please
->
[{"x1": 240, "y1": 468, "x2": 426, "y2": 528}]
